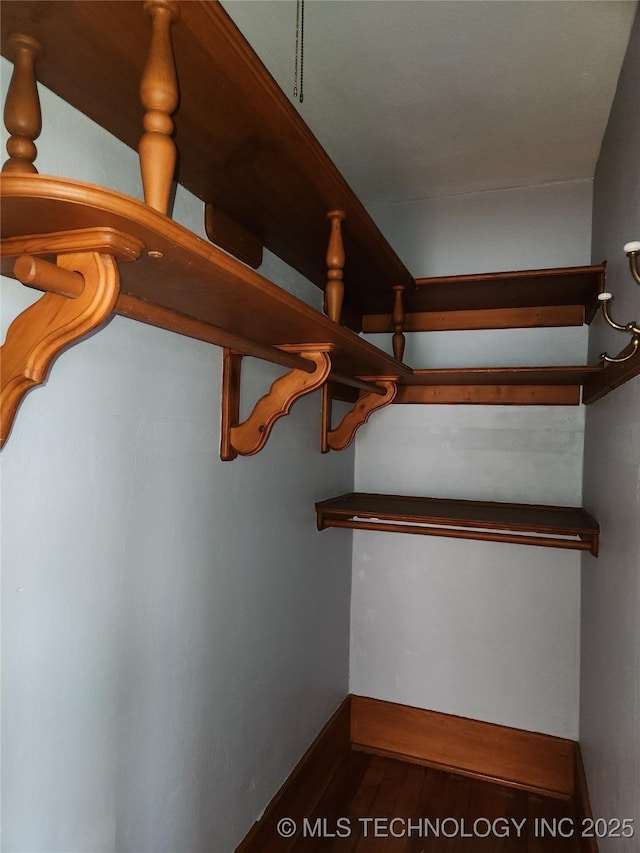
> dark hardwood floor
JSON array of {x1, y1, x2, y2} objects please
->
[{"x1": 279, "y1": 751, "x2": 581, "y2": 852}]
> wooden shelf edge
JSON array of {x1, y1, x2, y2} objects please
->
[
  {"x1": 394, "y1": 385, "x2": 583, "y2": 405},
  {"x1": 389, "y1": 365, "x2": 603, "y2": 406},
  {"x1": 401, "y1": 366, "x2": 603, "y2": 384},
  {"x1": 0, "y1": 174, "x2": 410, "y2": 382},
  {"x1": 414, "y1": 263, "x2": 607, "y2": 286},
  {"x1": 316, "y1": 493, "x2": 600, "y2": 556},
  {"x1": 393, "y1": 264, "x2": 606, "y2": 324},
  {"x1": 363, "y1": 262, "x2": 608, "y2": 332},
  {"x1": 363, "y1": 304, "x2": 586, "y2": 333},
  {"x1": 0, "y1": 175, "x2": 410, "y2": 452},
  {"x1": 583, "y1": 342, "x2": 640, "y2": 404}
]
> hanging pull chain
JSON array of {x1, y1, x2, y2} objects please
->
[{"x1": 293, "y1": 0, "x2": 304, "y2": 103}]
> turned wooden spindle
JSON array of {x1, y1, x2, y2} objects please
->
[
  {"x1": 325, "y1": 209, "x2": 346, "y2": 323},
  {"x1": 392, "y1": 284, "x2": 406, "y2": 361},
  {"x1": 2, "y1": 34, "x2": 42, "y2": 174},
  {"x1": 139, "y1": 0, "x2": 180, "y2": 214}
]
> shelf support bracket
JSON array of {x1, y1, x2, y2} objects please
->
[
  {"x1": 221, "y1": 346, "x2": 332, "y2": 460},
  {"x1": 321, "y1": 378, "x2": 397, "y2": 452},
  {"x1": 1, "y1": 251, "x2": 120, "y2": 448}
]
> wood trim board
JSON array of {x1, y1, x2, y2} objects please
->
[
  {"x1": 394, "y1": 384, "x2": 582, "y2": 405},
  {"x1": 236, "y1": 694, "x2": 591, "y2": 850},
  {"x1": 393, "y1": 365, "x2": 603, "y2": 406},
  {"x1": 235, "y1": 697, "x2": 351, "y2": 852},
  {"x1": 574, "y1": 744, "x2": 599, "y2": 853},
  {"x1": 350, "y1": 695, "x2": 575, "y2": 799},
  {"x1": 363, "y1": 304, "x2": 586, "y2": 333}
]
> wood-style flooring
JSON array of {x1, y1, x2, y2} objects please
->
[{"x1": 283, "y1": 751, "x2": 582, "y2": 852}]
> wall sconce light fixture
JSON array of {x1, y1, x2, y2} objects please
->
[{"x1": 598, "y1": 241, "x2": 640, "y2": 364}]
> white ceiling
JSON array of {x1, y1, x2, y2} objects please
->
[{"x1": 221, "y1": 0, "x2": 637, "y2": 206}]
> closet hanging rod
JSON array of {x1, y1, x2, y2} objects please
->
[
  {"x1": 114, "y1": 294, "x2": 318, "y2": 374},
  {"x1": 329, "y1": 371, "x2": 389, "y2": 396}
]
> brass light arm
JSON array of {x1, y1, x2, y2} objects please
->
[
  {"x1": 624, "y1": 240, "x2": 640, "y2": 286},
  {"x1": 598, "y1": 292, "x2": 640, "y2": 335},
  {"x1": 597, "y1": 242, "x2": 640, "y2": 363},
  {"x1": 600, "y1": 335, "x2": 640, "y2": 365},
  {"x1": 598, "y1": 288, "x2": 640, "y2": 365}
]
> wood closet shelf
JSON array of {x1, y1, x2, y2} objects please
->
[
  {"x1": 0, "y1": 174, "x2": 409, "y2": 381},
  {"x1": 362, "y1": 264, "x2": 607, "y2": 333},
  {"x1": 0, "y1": 0, "x2": 415, "y2": 325},
  {"x1": 0, "y1": 0, "x2": 626, "y2": 460},
  {"x1": 394, "y1": 365, "x2": 603, "y2": 405},
  {"x1": 316, "y1": 493, "x2": 600, "y2": 555}
]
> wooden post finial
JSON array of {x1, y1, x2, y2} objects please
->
[
  {"x1": 2, "y1": 33, "x2": 42, "y2": 174},
  {"x1": 325, "y1": 209, "x2": 346, "y2": 324},
  {"x1": 139, "y1": 0, "x2": 180, "y2": 215},
  {"x1": 392, "y1": 284, "x2": 406, "y2": 362}
]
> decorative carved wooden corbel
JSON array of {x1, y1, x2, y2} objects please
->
[
  {"x1": 221, "y1": 346, "x2": 332, "y2": 460},
  {"x1": 321, "y1": 378, "x2": 397, "y2": 453},
  {"x1": 1, "y1": 251, "x2": 120, "y2": 447}
]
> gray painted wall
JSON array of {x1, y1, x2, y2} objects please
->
[
  {"x1": 581, "y1": 9, "x2": 640, "y2": 848},
  {"x1": 0, "y1": 68, "x2": 353, "y2": 852},
  {"x1": 3, "y1": 9, "x2": 639, "y2": 848}
]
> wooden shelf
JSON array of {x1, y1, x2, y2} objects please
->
[
  {"x1": 394, "y1": 365, "x2": 603, "y2": 405},
  {"x1": 363, "y1": 265, "x2": 606, "y2": 333},
  {"x1": 0, "y1": 174, "x2": 409, "y2": 381},
  {"x1": 0, "y1": 0, "x2": 628, "y2": 458},
  {"x1": 316, "y1": 493, "x2": 600, "y2": 555},
  {"x1": 583, "y1": 339, "x2": 640, "y2": 404},
  {"x1": 0, "y1": 0, "x2": 414, "y2": 325},
  {"x1": 0, "y1": 174, "x2": 410, "y2": 452}
]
